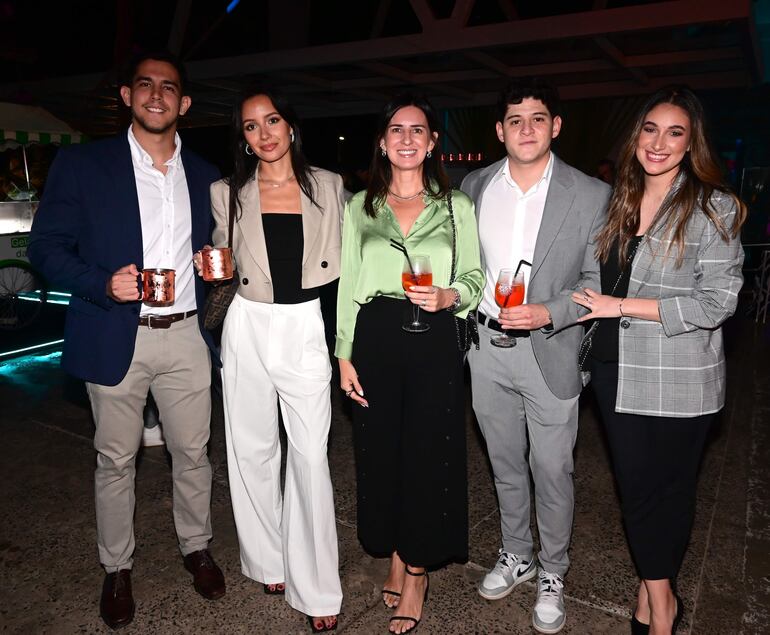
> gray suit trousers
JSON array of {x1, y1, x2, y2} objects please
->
[{"x1": 469, "y1": 323, "x2": 578, "y2": 576}]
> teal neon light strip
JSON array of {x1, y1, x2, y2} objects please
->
[{"x1": 0, "y1": 339, "x2": 65, "y2": 359}]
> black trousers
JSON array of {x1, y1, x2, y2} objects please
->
[
  {"x1": 351, "y1": 297, "x2": 468, "y2": 568},
  {"x1": 590, "y1": 360, "x2": 714, "y2": 581}
]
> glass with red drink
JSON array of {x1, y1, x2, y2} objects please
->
[
  {"x1": 491, "y1": 269, "x2": 524, "y2": 348},
  {"x1": 402, "y1": 254, "x2": 432, "y2": 333}
]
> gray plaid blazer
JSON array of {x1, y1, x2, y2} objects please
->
[{"x1": 616, "y1": 190, "x2": 744, "y2": 417}]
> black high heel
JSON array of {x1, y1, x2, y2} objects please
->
[
  {"x1": 388, "y1": 566, "x2": 429, "y2": 634},
  {"x1": 630, "y1": 613, "x2": 649, "y2": 635},
  {"x1": 382, "y1": 588, "x2": 401, "y2": 608},
  {"x1": 307, "y1": 615, "x2": 338, "y2": 633}
]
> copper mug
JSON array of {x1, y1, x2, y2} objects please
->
[
  {"x1": 199, "y1": 247, "x2": 234, "y2": 282},
  {"x1": 140, "y1": 268, "x2": 175, "y2": 307}
]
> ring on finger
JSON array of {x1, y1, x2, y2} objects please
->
[
  {"x1": 345, "y1": 389, "x2": 353, "y2": 397},
  {"x1": 421, "y1": 299, "x2": 427, "y2": 306}
]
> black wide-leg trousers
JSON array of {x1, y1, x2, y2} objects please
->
[
  {"x1": 351, "y1": 297, "x2": 468, "y2": 568},
  {"x1": 590, "y1": 360, "x2": 714, "y2": 580}
]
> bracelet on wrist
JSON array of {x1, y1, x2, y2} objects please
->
[
  {"x1": 448, "y1": 287, "x2": 462, "y2": 312},
  {"x1": 619, "y1": 298, "x2": 626, "y2": 317}
]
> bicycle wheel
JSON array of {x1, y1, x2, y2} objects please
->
[{"x1": 0, "y1": 263, "x2": 48, "y2": 330}]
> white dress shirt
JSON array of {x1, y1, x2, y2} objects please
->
[
  {"x1": 127, "y1": 126, "x2": 196, "y2": 316},
  {"x1": 478, "y1": 152, "x2": 554, "y2": 317}
]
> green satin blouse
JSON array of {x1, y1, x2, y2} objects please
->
[{"x1": 335, "y1": 189, "x2": 484, "y2": 360}]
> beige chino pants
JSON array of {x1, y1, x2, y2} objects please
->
[{"x1": 87, "y1": 315, "x2": 213, "y2": 572}]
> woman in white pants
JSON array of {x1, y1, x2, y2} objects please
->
[{"x1": 202, "y1": 87, "x2": 344, "y2": 633}]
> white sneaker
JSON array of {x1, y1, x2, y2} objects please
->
[
  {"x1": 533, "y1": 569, "x2": 566, "y2": 634},
  {"x1": 141, "y1": 425, "x2": 165, "y2": 447},
  {"x1": 478, "y1": 549, "x2": 537, "y2": 600}
]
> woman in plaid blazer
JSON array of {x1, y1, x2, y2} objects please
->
[{"x1": 572, "y1": 86, "x2": 746, "y2": 635}]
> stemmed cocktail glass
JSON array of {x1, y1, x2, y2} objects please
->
[
  {"x1": 401, "y1": 254, "x2": 432, "y2": 333},
  {"x1": 491, "y1": 269, "x2": 525, "y2": 348}
]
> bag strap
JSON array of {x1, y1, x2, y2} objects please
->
[
  {"x1": 580, "y1": 237, "x2": 641, "y2": 361},
  {"x1": 226, "y1": 185, "x2": 236, "y2": 250},
  {"x1": 447, "y1": 191, "x2": 457, "y2": 285},
  {"x1": 608, "y1": 238, "x2": 641, "y2": 295}
]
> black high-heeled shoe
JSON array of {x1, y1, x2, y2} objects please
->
[
  {"x1": 389, "y1": 566, "x2": 429, "y2": 634},
  {"x1": 307, "y1": 615, "x2": 338, "y2": 633},
  {"x1": 382, "y1": 588, "x2": 401, "y2": 608},
  {"x1": 630, "y1": 613, "x2": 649, "y2": 635}
]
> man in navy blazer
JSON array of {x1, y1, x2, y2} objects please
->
[{"x1": 28, "y1": 52, "x2": 225, "y2": 629}]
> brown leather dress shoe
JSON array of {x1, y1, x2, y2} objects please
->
[
  {"x1": 100, "y1": 570, "x2": 135, "y2": 630},
  {"x1": 183, "y1": 549, "x2": 226, "y2": 600}
]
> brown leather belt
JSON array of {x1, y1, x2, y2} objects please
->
[{"x1": 139, "y1": 310, "x2": 197, "y2": 329}]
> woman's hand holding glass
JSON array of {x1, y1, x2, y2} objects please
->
[{"x1": 403, "y1": 284, "x2": 456, "y2": 313}]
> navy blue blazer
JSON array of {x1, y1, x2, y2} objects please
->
[{"x1": 28, "y1": 134, "x2": 220, "y2": 386}]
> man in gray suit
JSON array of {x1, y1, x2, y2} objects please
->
[{"x1": 461, "y1": 78, "x2": 609, "y2": 634}]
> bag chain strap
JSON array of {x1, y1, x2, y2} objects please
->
[{"x1": 579, "y1": 238, "x2": 641, "y2": 367}]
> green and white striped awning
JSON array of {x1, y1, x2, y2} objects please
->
[
  {"x1": 0, "y1": 103, "x2": 85, "y2": 147},
  {"x1": 0, "y1": 129, "x2": 83, "y2": 145}
]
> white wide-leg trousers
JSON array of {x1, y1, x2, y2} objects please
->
[{"x1": 221, "y1": 294, "x2": 342, "y2": 616}]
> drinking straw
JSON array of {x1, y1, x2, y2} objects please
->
[
  {"x1": 514, "y1": 259, "x2": 532, "y2": 277},
  {"x1": 389, "y1": 239, "x2": 415, "y2": 275}
]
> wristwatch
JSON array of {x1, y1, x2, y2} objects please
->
[{"x1": 448, "y1": 287, "x2": 462, "y2": 312}]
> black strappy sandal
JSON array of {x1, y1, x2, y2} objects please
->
[
  {"x1": 307, "y1": 615, "x2": 338, "y2": 633},
  {"x1": 382, "y1": 588, "x2": 401, "y2": 608},
  {"x1": 388, "y1": 566, "x2": 429, "y2": 634}
]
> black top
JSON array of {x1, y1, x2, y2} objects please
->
[
  {"x1": 262, "y1": 213, "x2": 319, "y2": 304},
  {"x1": 590, "y1": 235, "x2": 643, "y2": 363}
]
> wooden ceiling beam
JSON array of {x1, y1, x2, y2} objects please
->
[
  {"x1": 408, "y1": 0, "x2": 437, "y2": 31},
  {"x1": 593, "y1": 36, "x2": 649, "y2": 85},
  {"x1": 1, "y1": 0, "x2": 752, "y2": 95},
  {"x1": 451, "y1": 0, "x2": 476, "y2": 28},
  {"x1": 370, "y1": 0, "x2": 393, "y2": 38}
]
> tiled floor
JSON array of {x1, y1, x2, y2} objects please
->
[{"x1": 1, "y1": 316, "x2": 768, "y2": 634}]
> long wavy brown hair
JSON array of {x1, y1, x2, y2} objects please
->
[{"x1": 595, "y1": 86, "x2": 746, "y2": 266}]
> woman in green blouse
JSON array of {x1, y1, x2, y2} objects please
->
[{"x1": 335, "y1": 94, "x2": 483, "y2": 635}]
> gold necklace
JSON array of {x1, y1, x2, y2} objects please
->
[
  {"x1": 388, "y1": 188, "x2": 424, "y2": 201},
  {"x1": 259, "y1": 174, "x2": 296, "y2": 188}
]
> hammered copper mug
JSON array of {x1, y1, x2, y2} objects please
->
[
  {"x1": 140, "y1": 268, "x2": 176, "y2": 307},
  {"x1": 198, "y1": 247, "x2": 234, "y2": 282}
]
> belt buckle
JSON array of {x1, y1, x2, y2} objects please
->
[{"x1": 146, "y1": 315, "x2": 170, "y2": 329}]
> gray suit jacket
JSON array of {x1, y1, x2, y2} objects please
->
[
  {"x1": 210, "y1": 167, "x2": 344, "y2": 303},
  {"x1": 461, "y1": 155, "x2": 610, "y2": 400},
  {"x1": 617, "y1": 190, "x2": 744, "y2": 417}
]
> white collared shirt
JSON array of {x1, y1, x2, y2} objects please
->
[
  {"x1": 127, "y1": 125, "x2": 196, "y2": 316},
  {"x1": 478, "y1": 152, "x2": 554, "y2": 317}
]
